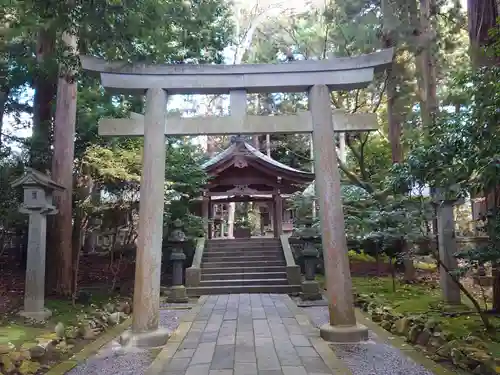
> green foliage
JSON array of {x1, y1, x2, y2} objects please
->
[
  {"x1": 347, "y1": 250, "x2": 389, "y2": 263},
  {"x1": 83, "y1": 138, "x2": 208, "y2": 242},
  {"x1": 0, "y1": 149, "x2": 25, "y2": 238}
]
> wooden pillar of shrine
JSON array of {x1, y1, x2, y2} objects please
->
[
  {"x1": 202, "y1": 196, "x2": 209, "y2": 238},
  {"x1": 273, "y1": 193, "x2": 283, "y2": 238},
  {"x1": 208, "y1": 200, "x2": 213, "y2": 239}
]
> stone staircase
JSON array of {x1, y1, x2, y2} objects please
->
[{"x1": 187, "y1": 238, "x2": 301, "y2": 295}]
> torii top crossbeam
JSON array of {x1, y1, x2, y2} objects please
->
[{"x1": 80, "y1": 49, "x2": 393, "y2": 95}]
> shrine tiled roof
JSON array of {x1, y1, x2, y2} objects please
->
[{"x1": 202, "y1": 136, "x2": 314, "y2": 179}]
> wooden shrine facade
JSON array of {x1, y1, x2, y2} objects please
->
[{"x1": 196, "y1": 136, "x2": 314, "y2": 238}]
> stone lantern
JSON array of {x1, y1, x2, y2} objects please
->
[
  {"x1": 11, "y1": 168, "x2": 64, "y2": 321},
  {"x1": 299, "y1": 226, "x2": 322, "y2": 301},
  {"x1": 167, "y1": 219, "x2": 189, "y2": 303}
]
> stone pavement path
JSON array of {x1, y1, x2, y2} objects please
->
[{"x1": 156, "y1": 294, "x2": 349, "y2": 375}]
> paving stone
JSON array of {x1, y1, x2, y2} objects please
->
[
  {"x1": 173, "y1": 348, "x2": 196, "y2": 359},
  {"x1": 255, "y1": 337, "x2": 273, "y2": 346},
  {"x1": 295, "y1": 347, "x2": 319, "y2": 358},
  {"x1": 289, "y1": 335, "x2": 311, "y2": 347},
  {"x1": 201, "y1": 331, "x2": 219, "y2": 343},
  {"x1": 224, "y1": 310, "x2": 239, "y2": 320},
  {"x1": 274, "y1": 339, "x2": 301, "y2": 366},
  {"x1": 258, "y1": 370, "x2": 283, "y2": 375},
  {"x1": 252, "y1": 308, "x2": 266, "y2": 319},
  {"x1": 186, "y1": 364, "x2": 210, "y2": 375},
  {"x1": 209, "y1": 370, "x2": 233, "y2": 375},
  {"x1": 256, "y1": 345, "x2": 281, "y2": 370},
  {"x1": 217, "y1": 321, "x2": 237, "y2": 345},
  {"x1": 235, "y1": 344, "x2": 257, "y2": 363},
  {"x1": 300, "y1": 357, "x2": 331, "y2": 373},
  {"x1": 211, "y1": 345, "x2": 235, "y2": 369},
  {"x1": 253, "y1": 319, "x2": 272, "y2": 337},
  {"x1": 191, "y1": 342, "x2": 216, "y2": 365},
  {"x1": 234, "y1": 363, "x2": 257, "y2": 375},
  {"x1": 281, "y1": 366, "x2": 308, "y2": 375},
  {"x1": 179, "y1": 339, "x2": 200, "y2": 349},
  {"x1": 165, "y1": 358, "x2": 191, "y2": 371}
]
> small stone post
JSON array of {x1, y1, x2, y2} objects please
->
[
  {"x1": 167, "y1": 219, "x2": 189, "y2": 303},
  {"x1": 11, "y1": 168, "x2": 64, "y2": 321},
  {"x1": 435, "y1": 188, "x2": 462, "y2": 305},
  {"x1": 300, "y1": 228, "x2": 322, "y2": 301},
  {"x1": 309, "y1": 84, "x2": 368, "y2": 342}
]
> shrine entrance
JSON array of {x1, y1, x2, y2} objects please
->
[
  {"x1": 81, "y1": 48, "x2": 393, "y2": 342},
  {"x1": 197, "y1": 135, "x2": 314, "y2": 239}
]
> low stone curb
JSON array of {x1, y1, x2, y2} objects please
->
[
  {"x1": 144, "y1": 296, "x2": 208, "y2": 375},
  {"x1": 45, "y1": 317, "x2": 133, "y2": 375},
  {"x1": 355, "y1": 309, "x2": 455, "y2": 375}
]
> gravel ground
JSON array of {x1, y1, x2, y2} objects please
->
[
  {"x1": 66, "y1": 308, "x2": 189, "y2": 375},
  {"x1": 303, "y1": 306, "x2": 435, "y2": 375}
]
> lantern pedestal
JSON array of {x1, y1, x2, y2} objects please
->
[
  {"x1": 168, "y1": 285, "x2": 189, "y2": 303},
  {"x1": 167, "y1": 220, "x2": 189, "y2": 303},
  {"x1": 11, "y1": 168, "x2": 64, "y2": 322},
  {"x1": 299, "y1": 231, "x2": 322, "y2": 301}
]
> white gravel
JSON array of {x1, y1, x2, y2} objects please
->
[{"x1": 66, "y1": 309, "x2": 188, "y2": 375}]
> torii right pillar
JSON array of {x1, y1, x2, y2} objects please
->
[{"x1": 309, "y1": 84, "x2": 369, "y2": 342}]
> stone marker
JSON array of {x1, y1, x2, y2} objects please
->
[
  {"x1": 434, "y1": 187, "x2": 462, "y2": 305},
  {"x1": 11, "y1": 168, "x2": 64, "y2": 321}
]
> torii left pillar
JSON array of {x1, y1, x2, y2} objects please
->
[{"x1": 132, "y1": 88, "x2": 168, "y2": 335}]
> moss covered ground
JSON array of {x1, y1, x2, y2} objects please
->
[{"x1": 318, "y1": 274, "x2": 500, "y2": 358}]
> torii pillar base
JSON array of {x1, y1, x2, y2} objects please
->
[{"x1": 320, "y1": 324, "x2": 368, "y2": 343}]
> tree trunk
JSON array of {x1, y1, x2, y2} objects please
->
[
  {"x1": 31, "y1": 27, "x2": 57, "y2": 172},
  {"x1": 0, "y1": 86, "x2": 9, "y2": 145},
  {"x1": 382, "y1": 0, "x2": 415, "y2": 281},
  {"x1": 50, "y1": 31, "x2": 78, "y2": 297},
  {"x1": 467, "y1": 0, "x2": 500, "y2": 308},
  {"x1": 467, "y1": 0, "x2": 499, "y2": 67}
]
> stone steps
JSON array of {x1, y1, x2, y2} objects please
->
[
  {"x1": 200, "y1": 265, "x2": 286, "y2": 274},
  {"x1": 200, "y1": 278, "x2": 289, "y2": 287},
  {"x1": 187, "y1": 238, "x2": 298, "y2": 296},
  {"x1": 203, "y1": 249, "x2": 281, "y2": 257},
  {"x1": 203, "y1": 254, "x2": 283, "y2": 262},
  {"x1": 187, "y1": 284, "x2": 301, "y2": 296},
  {"x1": 207, "y1": 243, "x2": 281, "y2": 250},
  {"x1": 201, "y1": 271, "x2": 287, "y2": 281},
  {"x1": 202, "y1": 260, "x2": 286, "y2": 268}
]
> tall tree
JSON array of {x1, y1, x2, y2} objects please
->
[{"x1": 467, "y1": 0, "x2": 499, "y2": 67}]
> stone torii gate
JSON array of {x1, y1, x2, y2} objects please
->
[{"x1": 81, "y1": 48, "x2": 393, "y2": 342}]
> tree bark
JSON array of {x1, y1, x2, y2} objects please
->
[
  {"x1": 382, "y1": 0, "x2": 414, "y2": 281},
  {"x1": 467, "y1": 0, "x2": 500, "y2": 308},
  {"x1": 50, "y1": 31, "x2": 78, "y2": 296},
  {"x1": 0, "y1": 86, "x2": 9, "y2": 145},
  {"x1": 31, "y1": 27, "x2": 57, "y2": 172},
  {"x1": 467, "y1": 0, "x2": 499, "y2": 67}
]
